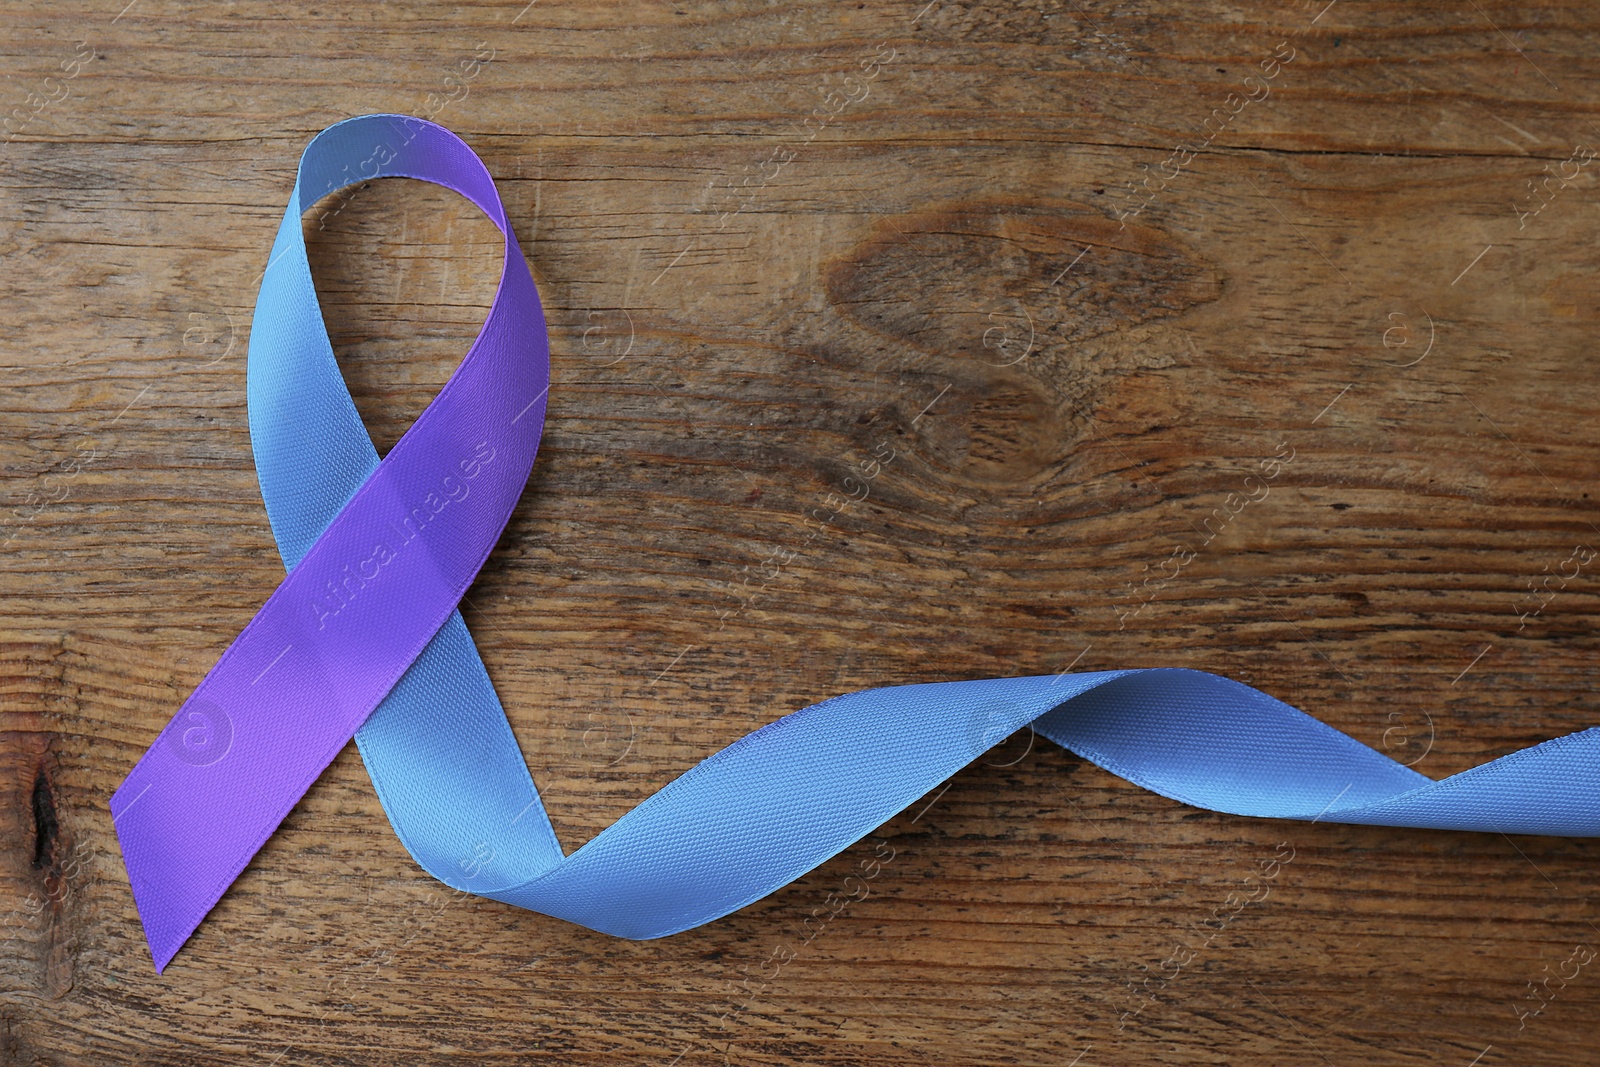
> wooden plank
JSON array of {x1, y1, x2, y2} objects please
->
[{"x1": 3, "y1": 1, "x2": 1599, "y2": 1063}]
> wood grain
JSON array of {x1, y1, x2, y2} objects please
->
[{"x1": 4, "y1": 1, "x2": 1600, "y2": 1063}]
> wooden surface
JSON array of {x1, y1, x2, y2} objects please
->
[{"x1": 4, "y1": 1, "x2": 1600, "y2": 1063}]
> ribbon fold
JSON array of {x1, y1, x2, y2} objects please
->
[{"x1": 111, "y1": 115, "x2": 1600, "y2": 973}]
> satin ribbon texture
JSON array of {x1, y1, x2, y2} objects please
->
[{"x1": 110, "y1": 114, "x2": 1600, "y2": 973}]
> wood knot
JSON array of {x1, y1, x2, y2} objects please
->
[
  {"x1": 824, "y1": 199, "x2": 1220, "y2": 491},
  {"x1": 30, "y1": 764, "x2": 59, "y2": 872}
]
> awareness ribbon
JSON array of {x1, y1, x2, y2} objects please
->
[{"x1": 111, "y1": 115, "x2": 1600, "y2": 973}]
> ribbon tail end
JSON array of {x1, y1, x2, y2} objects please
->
[
  {"x1": 128, "y1": 862, "x2": 205, "y2": 975},
  {"x1": 114, "y1": 800, "x2": 211, "y2": 976}
]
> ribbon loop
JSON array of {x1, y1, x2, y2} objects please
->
[{"x1": 114, "y1": 114, "x2": 555, "y2": 970}]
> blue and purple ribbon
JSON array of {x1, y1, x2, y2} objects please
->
[{"x1": 110, "y1": 115, "x2": 1600, "y2": 973}]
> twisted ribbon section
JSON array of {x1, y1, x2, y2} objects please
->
[{"x1": 111, "y1": 115, "x2": 1600, "y2": 973}]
